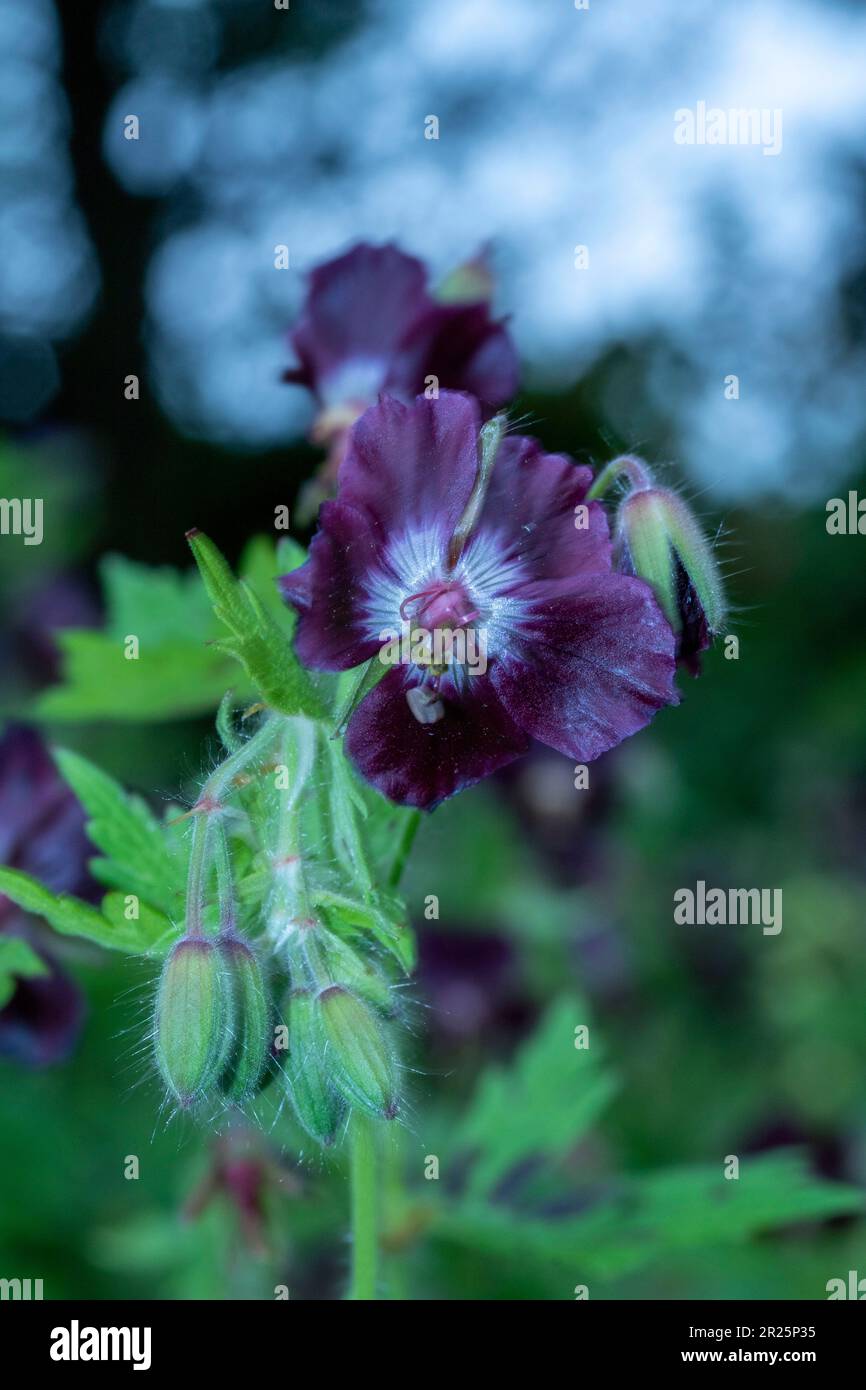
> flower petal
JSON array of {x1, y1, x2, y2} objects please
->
[
  {"x1": 0, "y1": 936, "x2": 85, "y2": 1067},
  {"x1": 280, "y1": 501, "x2": 386, "y2": 671},
  {"x1": 335, "y1": 391, "x2": 481, "y2": 537},
  {"x1": 478, "y1": 436, "x2": 610, "y2": 588},
  {"x1": 344, "y1": 667, "x2": 529, "y2": 810},
  {"x1": 284, "y1": 243, "x2": 431, "y2": 405},
  {"x1": 408, "y1": 302, "x2": 520, "y2": 409},
  {"x1": 490, "y1": 575, "x2": 678, "y2": 761}
]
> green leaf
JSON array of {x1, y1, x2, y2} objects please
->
[
  {"x1": 187, "y1": 531, "x2": 327, "y2": 720},
  {"x1": 31, "y1": 541, "x2": 302, "y2": 724},
  {"x1": 33, "y1": 551, "x2": 255, "y2": 722},
  {"x1": 100, "y1": 554, "x2": 216, "y2": 645},
  {"x1": 53, "y1": 748, "x2": 185, "y2": 917},
  {"x1": 311, "y1": 887, "x2": 415, "y2": 973},
  {"x1": 333, "y1": 658, "x2": 390, "y2": 735},
  {"x1": 99, "y1": 893, "x2": 179, "y2": 955},
  {"x1": 438, "y1": 1154, "x2": 865, "y2": 1289},
  {"x1": 0, "y1": 868, "x2": 172, "y2": 954},
  {"x1": 0, "y1": 936, "x2": 49, "y2": 1009},
  {"x1": 36, "y1": 633, "x2": 244, "y2": 722},
  {"x1": 456, "y1": 996, "x2": 617, "y2": 1197}
]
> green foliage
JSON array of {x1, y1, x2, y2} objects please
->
[
  {"x1": 36, "y1": 633, "x2": 240, "y2": 722},
  {"x1": 438, "y1": 1154, "x2": 864, "y2": 1290},
  {"x1": 53, "y1": 748, "x2": 186, "y2": 915},
  {"x1": 432, "y1": 998, "x2": 864, "y2": 1294},
  {"x1": 35, "y1": 554, "x2": 242, "y2": 722},
  {"x1": 312, "y1": 887, "x2": 415, "y2": 973},
  {"x1": 32, "y1": 538, "x2": 305, "y2": 723},
  {"x1": 455, "y1": 996, "x2": 617, "y2": 1197},
  {"x1": 187, "y1": 531, "x2": 327, "y2": 720},
  {"x1": 0, "y1": 868, "x2": 174, "y2": 954},
  {"x1": 0, "y1": 935, "x2": 48, "y2": 1009},
  {"x1": 0, "y1": 736, "x2": 188, "y2": 957}
]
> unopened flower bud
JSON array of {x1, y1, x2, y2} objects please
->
[
  {"x1": 154, "y1": 938, "x2": 232, "y2": 1107},
  {"x1": 316, "y1": 985, "x2": 399, "y2": 1120},
  {"x1": 217, "y1": 937, "x2": 272, "y2": 1103},
  {"x1": 282, "y1": 989, "x2": 347, "y2": 1147},
  {"x1": 615, "y1": 487, "x2": 726, "y2": 674},
  {"x1": 304, "y1": 928, "x2": 396, "y2": 1017}
]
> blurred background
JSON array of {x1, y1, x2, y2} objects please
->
[{"x1": 1, "y1": 0, "x2": 865, "y2": 1300}]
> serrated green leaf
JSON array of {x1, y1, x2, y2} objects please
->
[
  {"x1": 438, "y1": 1154, "x2": 865, "y2": 1289},
  {"x1": 34, "y1": 631, "x2": 248, "y2": 722},
  {"x1": 456, "y1": 996, "x2": 617, "y2": 1197},
  {"x1": 99, "y1": 893, "x2": 179, "y2": 954},
  {"x1": 0, "y1": 936, "x2": 49, "y2": 1009},
  {"x1": 0, "y1": 868, "x2": 169, "y2": 954},
  {"x1": 188, "y1": 531, "x2": 327, "y2": 720},
  {"x1": 53, "y1": 749, "x2": 185, "y2": 916},
  {"x1": 29, "y1": 541, "x2": 300, "y2": 724},
  {"x1": 101, "y1": 554, "x2": 215, "y2": 645}
]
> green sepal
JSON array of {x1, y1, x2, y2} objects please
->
[
  {"x1": 217, "y1": 937, "x2": 273, "y2": 1103},
  {"x1": 154, "y1": 937, "x2": 234, "y2": 1106},
  {"x1": 316, "y1": 984, "x2": 399, "y2": 1120},
  {"x1": 282, "y1": 988, "x2": 347, "y2": 1147},
  {"x1": 187, "y1": 530, "x2": 327, "y2": 720}
]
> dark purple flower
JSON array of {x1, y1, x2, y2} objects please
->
[
  {"x1": 0, "y1": 937, "x2": 85, "y2": 1067},
  {"x1": 13, "y1": 573, "x2": 100, "y2": 686},
  {"x1": 0, "y1": 725, "x2": 94, "y2": 907},
  {"x1": 0, "y1": 725, "x2": 92, "y2": 1065},
  {"x1": 284, "y1": 242, "x2": 520, "y2": 422},
  {"x1": 281, "y1": 392, "x2": 678, "y2": 810}
]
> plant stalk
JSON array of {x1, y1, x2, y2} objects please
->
[{"x1": 347, "y1": 1112, "x2": 378, "y2": 1300}]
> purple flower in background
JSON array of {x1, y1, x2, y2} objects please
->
[
  {"x1": 284, "y1": 243, "x2": 519, "y2": 419},
  {"x1": 0, "y1": 941, "x2": 84, "y2": 1067},
  {"x1": 280, "y1": 392, "x2": 678, "y2": 810},
  {"x1": 0, "y1": 725, "x2": 92, "y2": 1065}
]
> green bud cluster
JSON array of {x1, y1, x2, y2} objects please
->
[
  {"x1": 154, "y1": 934, "x2": 272, "y2": 1109},
  {"x1": 279, "y1": 923, "x2": 401, "y2": 1146},
  {"x1": 151, "y1": 710, "x2": 409, "y2": 1147}
]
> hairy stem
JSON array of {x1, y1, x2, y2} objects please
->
[
  {"x1": 388, "y1": 810, "x2": 421, "y2": 888},
  {"x1": 347, "y1": 1113, "x2": 378, "y2": 1300},
  {"x1": 185, "y1": 716, "x2": 278, "y2": 937},
  {"x1": 586, "y1": 453, "x2": 654, "y2": 501}
]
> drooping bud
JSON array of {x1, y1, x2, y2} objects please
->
[
  {"x1": 316, "y1": 985, "x2": 399, "y2": 1120},
  {"x1": 282, "y1": 989, "x2": 347, "y2": 1147},
  {"x1": 217, "y1": 937, "x2": 273, "y2": 1103},
  {"x1": 614, "y1": 487, "x2": 726, "y2": 675},
  {"x1": 154, "y1": 938, "x2": 233, "y2": 1107},
  {"x1": 302, "y1": 927, "x2": 396, "y2": 1017}
]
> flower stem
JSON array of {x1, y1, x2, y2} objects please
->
[
  {"x1": 347, "y1": 1113, "x2": 378, "y2": 1300},
  {"x1": 586, "y1": 453, "x2": 654, "y2": 500},
  {"x1": 387, "y1": 810, "x2": 421, "y2": 888}
]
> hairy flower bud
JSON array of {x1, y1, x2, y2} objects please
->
[
  {"x1": 217, "y1": 937, "x2": 272, "y2": 1103},
  {"x1": 303, "y1": 928, "x2": 395, "y2": 1017},
  {"x1": 282, "y1": 989, "x2": 347, "y2": 1146},
  {"x1": 154, "y1": 938, "x2": 233, "y2": 1107},
  {"x1": 615, "y1": 487, "x2": 726, "y2": 674},
  {"x1": 317, "y1": 985, "x2": 399, "y2": 1120}
]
